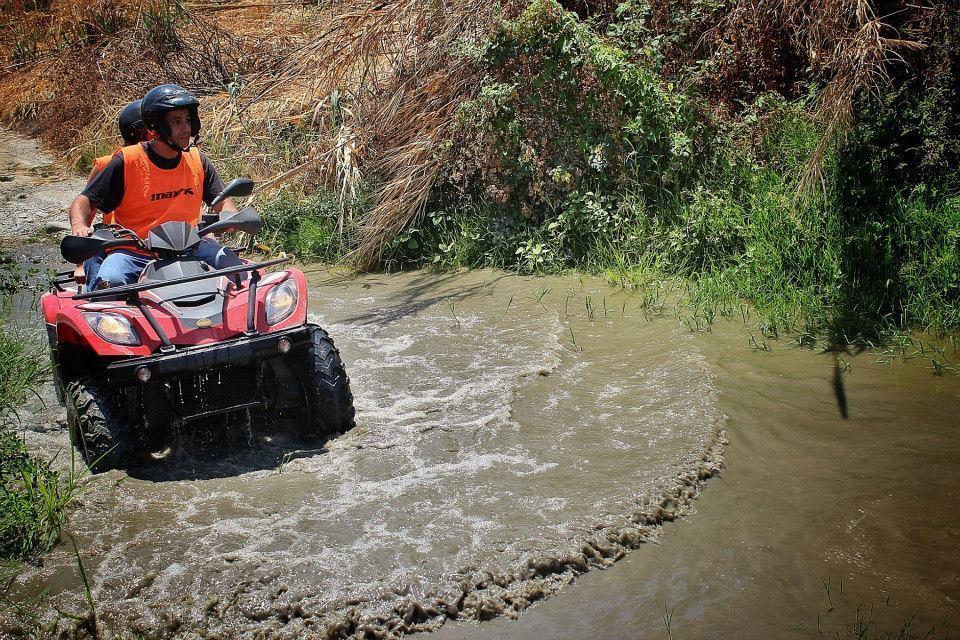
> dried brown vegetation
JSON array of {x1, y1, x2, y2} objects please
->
[
  {"x1": 0, "y1": 0, "x2": 950, "y2": 266},
  {"x1": 639, "y1": 0, "x2": 932, "y2": 196},
  {"x1": 1, "y1": 0, "x2": 505, "y2": 265},
  {"x1": 220, "y1": 0, "x2": 502, "y2": 266}
]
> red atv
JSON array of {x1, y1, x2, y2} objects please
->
[{"x1": 41, "y1": 179, "x2": 355, "y2": 471}]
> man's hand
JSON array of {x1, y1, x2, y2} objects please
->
[
  {"x1": 213, "y1": 197, "x2": 238, "y2": 215},
  {"x1": 73, "y1": 264, "x2": 86, "y2": 284},
  {"x1": 69, "y1": 194, "x2": 95, "y2": 238},
  {"x1": 202, "y1": 197, "x2": 239, "y2": 238}
]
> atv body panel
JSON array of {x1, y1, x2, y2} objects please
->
[{"x1": 43, "y1": 266, "x2": 307, "y2": 358}]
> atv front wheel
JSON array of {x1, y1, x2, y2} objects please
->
[
  {"x1": 292, "y1": 326, "x2": 356, "y2": 439},
  {"x1": 66, "y1": 379, "x2": 131, "y2": 472}
]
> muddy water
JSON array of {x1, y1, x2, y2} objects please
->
[
  {"x1": 6, "y1": 270, "x2": 726, "y2": 638},
  {"x1": 429, "y1": 313, "x2": 960, "y2": 639}
]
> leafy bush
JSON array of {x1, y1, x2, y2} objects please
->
[
  {"x1": 259, "y1": 188, "x2": 363, "y2": 262},
  {"x1": 445, "y1": 0, "x2": 705, "y2": 214}
]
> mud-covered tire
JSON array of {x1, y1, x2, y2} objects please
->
[
  {"x1": 66, "y1": 379, "x2": 130, "y2": 472},
  {"x1": 294, "y1": 326, "x2": 356, "y2": 439}
]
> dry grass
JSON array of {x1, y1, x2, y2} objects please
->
[
  {"x1": 0, "y1": 0, "x2": 501, "y2": 266},
  {"x1": 680, "y1": 0, "x2": 928, "y2": 198},
  {"x1": 216, "y1": 0, "x2": 499, "y2": 266},
  {"x1": 0, "y1": 0, "x2": 936, "y2": 265},
  {"x1": 788, "y1": 0, "x2": 925, "y2": 198}
]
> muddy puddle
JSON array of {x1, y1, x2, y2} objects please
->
[
  {"x1": 428, "y1": 309, "x2": 960, "y2": 640},
  {"x1": 5, "y1": 269, "x2": 726, "y2": 638}
]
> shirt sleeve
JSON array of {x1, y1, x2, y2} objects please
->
[
  {"x1": 82, "y1": 154, "x2": 125, "y2": 213},
  {"x1": 200, "y1": 151, "x2": 227, "y2": 205}
]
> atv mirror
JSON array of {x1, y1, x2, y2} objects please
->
[
  {"x1": 60, "y1": 234, "x2": 140, "y2": 264},
  {"x1": 209, "y1": 178, "x2": 255, "y2": 209},
  {"x1": 200, "y1": 206, "x2": 262, "y2": 237}
]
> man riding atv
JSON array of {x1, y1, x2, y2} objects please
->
[
  {"x1": 49, "y1": 85, "x2": 356, "y2": 472},
  {"x1": 74, "y1": 99, "x2": 153, "y2": 286},
  {"x1": 70, "y1": 84, "x2": 241, "y2": 291}
]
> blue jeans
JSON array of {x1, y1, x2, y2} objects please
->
[{"x1": 85, "y1": 239, "x2": 243, "y2": 291}]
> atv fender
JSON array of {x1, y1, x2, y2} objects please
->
[{"x1": 41, "y1": 291, "x2": 59, "y2": 324}]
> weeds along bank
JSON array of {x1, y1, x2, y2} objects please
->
[
  {"x1": 0, "y1": 258, "x2": 82, "y2": 564},
  {"x1": 1, "y1": 0, "x2": 958, "y2": 340}
]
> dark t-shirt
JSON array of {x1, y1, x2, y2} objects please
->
[{"x1": 83, "y1": 142, "x2": 225, "y2": 214}]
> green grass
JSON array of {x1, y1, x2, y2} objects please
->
[
  {"x1": 0, "y1": 326, "x2": 46, "y2": 420},
  {"x1": 0, "y1": 430, "x2": 82, "y2": 560},
  {"x1": 258, "y1": 187, "x2": 362, "y2": 262},
  {"x1": 801, "y1": 576, "x2": 952, "y2": 640},
  {"x1": 0, "y1": 258, "x2": 86, "y2": 563}
]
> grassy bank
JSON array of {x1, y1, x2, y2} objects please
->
[
  {"x1": 0, "y1": 258, "x2": 82, "y2": 562},
  {"x1": 390, "y1": 0, "x2": 958, "y2": 345},
  {"x1": 261, "y1": 0, "x2": 958, "y2": 347}
]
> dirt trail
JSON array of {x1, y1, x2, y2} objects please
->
[{"x1": 0, "y1": 128, "x2": 84, "y2": 241}]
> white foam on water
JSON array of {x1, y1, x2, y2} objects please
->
[{"x1": 11, "y1": 273, "x2": 725, "y2": 638}]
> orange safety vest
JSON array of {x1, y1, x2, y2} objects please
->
[
  {"x1": 91, "y1": 153, "x2": 112, "y2": 176},
  {"x1": 90, "y1": 151, "x2": 118, "y2": 224},
  {"x1": 113, "y1": 142, "x2": 204, "y2": 239}
]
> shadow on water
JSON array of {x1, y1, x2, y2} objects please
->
[
  {"x1": 819, "y1": 344, "x2": 864, "y2": 421},
  {"x1": 124, "y1": 432, "x2": 329, "y2": 482},
  {"x1": 329, "y1": 271, "x2": 511, "y2": 328},
  {"x1": 831, "y1": 351, "x2": 849, "y2": 419}
]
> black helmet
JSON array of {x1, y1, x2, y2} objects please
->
[
  {"x1": 117, "y1": 100, "x2": 145, "y2": 146},
  {"x1": 141, "y1": 84, "x2": 201, "y2": 151}
]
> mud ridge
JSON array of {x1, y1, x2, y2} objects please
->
[{"x1": 174, "y1": 424, "x2": 726, "y2": 640}]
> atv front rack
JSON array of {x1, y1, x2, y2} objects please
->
[
  {"x1": 73, "y1": 256, "x2": 293, "y2": 348},
  {"x1": 72, "y1": 256, "x2": 292, "y2": 300},
  {"x1": 107, "y1": 325, "x2": 316, "y2": 423},
  {"x1": 106, "y1": 324, "x2": 311, "y2": 382},
  {"x1": 49, "y1": 245, "x2": 253, "y2": 293}
]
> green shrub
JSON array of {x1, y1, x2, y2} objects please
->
[
  {"x1": 259, "y1": 188, "x2": 361, "y2": 262},
  {"x1": 446, "y1": 0, "x2": 705, "y2": 213}
]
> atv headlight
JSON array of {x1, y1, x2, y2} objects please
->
[
  {"x1": 265, "y1": 280, "x2": 298, "y2": 325},
  {"x1": 83, "y1": 312, "x2": 141, "y2": 346}
]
